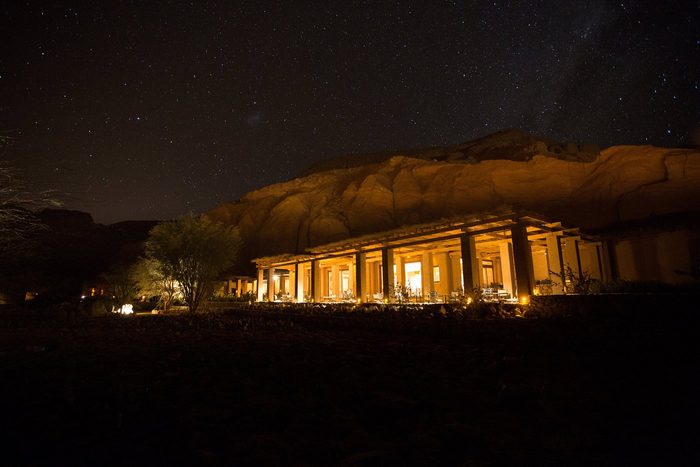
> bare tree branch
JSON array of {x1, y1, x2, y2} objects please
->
[{"x1": 1, "y1": 136, "x2": 62, "y2": 255}]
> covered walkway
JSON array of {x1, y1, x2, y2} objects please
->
[{"x1": 253, "y1": 210, "x2": 608, "y2": 304}]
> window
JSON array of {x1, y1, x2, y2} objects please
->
[
  {"x1": 404, "y1": 261, "x2": 422, "y2": 289},
  {"x1": 340, "y1": 269, "x2": 350, "y2": 292},
  {"x1": 482, "y1": 260, "x2": 495, "y2": 286}
]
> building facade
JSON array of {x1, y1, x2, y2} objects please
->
[{"x1": 253, "y1": 210, "x2": 607, "y2": 304}]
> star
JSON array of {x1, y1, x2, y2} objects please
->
[{"x1": 0, "y1": 0, "x2": 695, "y2": 223}]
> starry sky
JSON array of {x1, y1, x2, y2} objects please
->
[{"x1": 1, "y1": 1, "x2": 698, "y2": 224}]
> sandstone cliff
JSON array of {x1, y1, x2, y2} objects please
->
[{"x1": 205, "y1": 130, "x2": 700, "y2": 272}]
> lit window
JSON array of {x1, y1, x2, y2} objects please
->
[{"x1": 433, "y1": 266, "x2": 440, "y2": 282}]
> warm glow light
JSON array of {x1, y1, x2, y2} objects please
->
[
  {"x1": 404, "y1": 261, "x2": 422, "y2": 289},
  {"x1": 519, "y1": 296, "x2": 530, "y2": 305},
  {"x1": 466, "y1": 297, "x2": 473, "y2": 305},
  {"x1": 114, "y1": 304, "x2": 134, "y2": 314}
]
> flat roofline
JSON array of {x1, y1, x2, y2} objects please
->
[{"x1": 253, "y1": 207, "x2": 585, "y2": 266}]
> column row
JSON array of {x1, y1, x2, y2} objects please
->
[{"x1": 256, "y1": 224, "x2": 607, "y2": 302}]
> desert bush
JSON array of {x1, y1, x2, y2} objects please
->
[
  {"x1": 550, "y1": 266, "x2": 600, "y2": 294},
  {"x1": 209, "y1": 291, "x2": 257, "y2": 303}
]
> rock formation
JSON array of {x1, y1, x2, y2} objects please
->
[{"x1": 205, "y1": 130, "x2": 700, "y2": 273}]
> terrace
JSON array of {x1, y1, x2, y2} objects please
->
[{"x1": 254, "y1": 209, "x2": 608, "y2": 305}]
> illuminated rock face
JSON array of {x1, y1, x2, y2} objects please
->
[{"x1": 206, "y1": 139, "x2": 700, "y2": 268}]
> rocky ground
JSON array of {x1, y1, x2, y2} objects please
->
[{"x1": 1, "y1": 305, "x2": 698, "y2": 466}]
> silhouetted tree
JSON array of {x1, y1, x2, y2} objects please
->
[
  {"x1": 0, "y1": 136, "x2": 63, "y2": 302},
  {"x1": 0, "y1": 136, "x2": 60, "y2": 257},
  {"x1": 132, "y1": 257, "x2": 180, "y2": 311},
  {"x1": 145, "y1": 215, "x2": 241, "y2": 312}
]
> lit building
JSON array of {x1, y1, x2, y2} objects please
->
[
  {"x1": 213, "y1": 275, "x2": 257, "y2": 298},
  {"x1": 253, "y1": 209, "x2": 607, "y2": 304}
]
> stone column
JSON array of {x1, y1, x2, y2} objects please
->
[
  {"x1": 366, "y1": 261, "x2": 373, "y2": 298},
  {"x1": 444, "y1": 252, "x2": 454, "y2": 294},
  {"x1": 395, "y1": 255, "x2": 405, "y2": 289},
  {"x1": 575, "y1": 240, "x2": 583, "y2": 277},
  {"x1": 421, "y1": 251, "x2": 434, "y2": 300},
  {"x1": 331, "y1": 264, "x2": 340, "y2": 299},
  {"x1": 290, "y1": 263, "x2": 298, "y2": 301},
  {"x1": 498, "y1": 242, "x2": 515, "y2": 297},
  {"x1": 511, "y1": 223, "x2": 535, "y2": 302},
  {"x1": 348, "y1": 261, "x2": 355, "y2": 297},
  {"x1": 257, "y1": 268, "x2": 265, "y2": 302},
  {"x1": 460, "y1": 233, "x2": 479, "y2": 294},
  {"x1": 267, "y1": 267, "x2": 276, "y2": 302},
  {"x1": 355, "y1": 252, "x2": 363, "y2": 302},
  {"x1": 319, "y1": 266, "x2": 327, "y2": 298},
  {"x1": 381, "y1": 248, "x2": 394, "y2": 301},
  {"x1": 311, "y1": 260, "x2": 320, "y2": 302},
  {"x1": 295, "y1": 263, "x2": 304, "y2": 302},
  {"x1": 545, "y1": 234, "x2": 565, "y2": 294},
  {"x1": 236, "y1": 279, "x2": 242, "y2": 297},
  {"x1": 602, "y1": 239, "x2": 618, "y2": 282}
]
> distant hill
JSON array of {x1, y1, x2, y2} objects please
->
[
  {"x1": 207, "y1": 129, "x2": 700, "y2": 275},
  {"x1": 0, "y1": 209, "x2": 158, "y2": 303}
]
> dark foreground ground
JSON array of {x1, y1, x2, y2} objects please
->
[{"x1": 1, "y1": 304, "x2": 698, "y2": 466}]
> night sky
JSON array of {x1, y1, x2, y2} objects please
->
[{"x1": 2, "y1": 1, "x2": 698, "y2": 224}]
